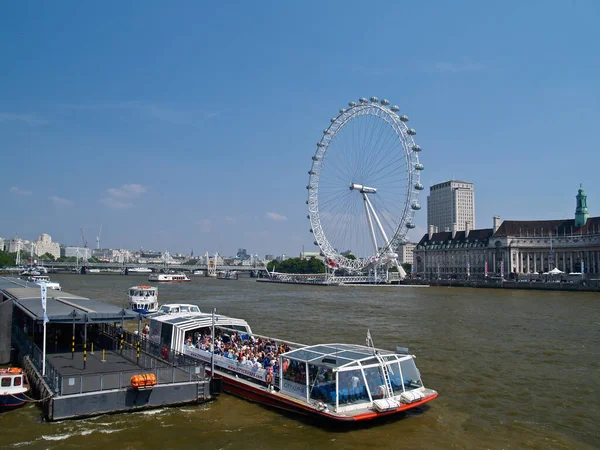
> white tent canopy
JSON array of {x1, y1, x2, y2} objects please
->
[{"x1": 546, "y1": 267, "x2": 564, "y2": 275}]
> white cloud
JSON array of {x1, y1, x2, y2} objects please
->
[
  {"x1": 266, "y1": 211, "x2": 287, "y2": 221},
  {"x1": 197, "y1": 219, "x2": 212, "y2": 233},
  {"x1": 49, "y1": 195, "x2": 74, "y2": 207},
  {"x1": 434, "y1": 62, "x2": 485, "y2": 73},
  {"x1": 9, "y1": 186, "x2": 32, "y2": 196},
  {"x1": 102, "y1": 183, "x2": 147, "y2": 209},
  {"x1": 0, "y1": 112, "x2": 47, "y2": 125}
]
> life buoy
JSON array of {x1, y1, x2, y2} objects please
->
[
  {"x1": 8, "y1": 368, "x2": 22, "y2": 374},
  {"x1": 265, "y1": 372, "x2": 274, "y2": 384}
]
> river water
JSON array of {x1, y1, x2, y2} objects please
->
[{"x1": 1, "y1": 274, "x2": 598, "y2": 449}]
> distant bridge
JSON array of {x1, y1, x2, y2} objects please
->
[{"x1": 41, "y1": 261, "x2": 269, "y2": 274}]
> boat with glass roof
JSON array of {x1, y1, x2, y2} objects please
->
[{"x1": 150, "y1": 311, "x2": 437, "y2": 422}]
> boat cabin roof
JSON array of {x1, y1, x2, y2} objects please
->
[
  {"x1": 282, "y1": 343, "x2": 410, "y2": 370},
  {"x1": 150, "y1": 311, "x2": 251, "y2": 333}
]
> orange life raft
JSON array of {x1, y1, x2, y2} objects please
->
[{"x1": 130, "y1": 373, "x2": 157, "y2": 389}]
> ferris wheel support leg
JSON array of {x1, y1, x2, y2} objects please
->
[
  {"x1": 364, "y1": 194, "x2": 391, "y2": 248},
  {"x1": 362, "y1": 194, "x2": 379, "y2": 255}
]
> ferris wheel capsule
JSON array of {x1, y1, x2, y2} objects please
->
[
  {"x1": 359, "y1": 97, "x2": 368, "y2": 103},
  {"x1": 406, "y1": 222, "x2": 416, "y2": 229},
  {"x1": 370, "y1": 96, "x2": 379, "y2": 103},
  {"x1": 391, "y1": 105, "x2": 400, "y2": 112},
  {"x1": 412, "y1": 144, "x2": 421, "y2": 152},
  {"x1": 339, "y1": 109, "x2": 346, "y2": 114},
  {"x1": 349, "y1": 101, "x2": 357, "y2": 107},
  {"x1": 312, "y1": 155, "x2": 320, "y2": 161},
  {"x1": 414, "y1": 182, "x2": 424, "y2": 190},
  {"x1": 407, "y1": 128, "x2": 416, "y2": 135},
  {"x1": 380, "y1": 99, "x2": 390, "y2": 106},
  {"x1": 330, "y1": 118, "x2": 337, "y2": 123},
  {"x1": 317, "y1": 142, "x2": 325, "y2": 147},
  {"x1": 415, "y1": 163, "x2": 425, "y2": 170},
  {"x1": 400, "y1": 115, "x2": 409, "y2": 122},
  {"x1": 411, "y1": 202, "x2": 421, "y2": 210}
]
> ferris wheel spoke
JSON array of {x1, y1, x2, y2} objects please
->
[{"x1": 308, "y1": 97, "x2": 424, "y2": 273}]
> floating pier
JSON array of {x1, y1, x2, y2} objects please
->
[{"x1": 0, "y1": 277, "x2": 211, "y2": 421}]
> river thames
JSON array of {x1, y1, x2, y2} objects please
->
[{"x1": 1, "y1": 274, "x2": 598, "y2": 449}]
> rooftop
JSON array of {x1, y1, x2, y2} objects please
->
[
  {"x1": 282, "y1": 343, "x2": 409, "y2": 370},
  {"x1": 1, "y1": 276, "x2": 139, "y2": 323}
]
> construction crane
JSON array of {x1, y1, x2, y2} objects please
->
[
  {"x1": 80, "y1": 228, "x2": 88, "y2": 248},
  {"x1": 96, "y1": 224, "x2": 103, "y2": 250}
]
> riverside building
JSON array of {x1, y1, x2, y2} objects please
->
[
  {"x1": 414, "y1": 186, "x2": 600, "y2": 279},
  {"x1": 427, "y1": 180, "x2": 475, "y2": 233}
]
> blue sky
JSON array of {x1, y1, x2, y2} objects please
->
[{"x1": 1, "y1": 1, "x2": 599, "y2": 257}]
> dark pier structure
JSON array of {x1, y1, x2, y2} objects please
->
[{"x1": 0, "y1": 277, "x2": 211, "y2": 421}]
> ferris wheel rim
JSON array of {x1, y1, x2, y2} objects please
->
[{"x1": 307, "y1": 99, "x2": 423, "y2": 272}]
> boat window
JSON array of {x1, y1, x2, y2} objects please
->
[
  {"x1": 336, "y1": 368, "x2": 368, "y2": 404},
  {"x1": 1, "y1": 377, "x2": 10, "y2": 387},
  {"x1": 191, "y1": 306, "x2": 200, "y2": 313},
  {"x1": 181, "y1": 306, "x2": 189, "y2": 312},
  {"x1": 13, "y1": 376, "x2": 22, "y2": 386},
  {"x1": 399, "y1": 358, "x2": 422, "y2": 390},
  {"x1": 308, "y1": 364, "x2": 336, "y2": 405},
  {"x1": 363, "y1": 366, "x2": 386, "y2": 399}
]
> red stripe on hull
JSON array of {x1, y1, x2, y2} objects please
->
[{"x1": 219, "y1": 375, "x2": 437, "y2": 423}]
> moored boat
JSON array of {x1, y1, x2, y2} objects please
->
[
  {"x1": 128, "y1": 285, "x2": 159, "y2": 314},
  {"x1": 148, "y1": 272, "x2": 191, "y2": 283},
  {"x1": 216, "y1": 270, "x2": 238, "y2": 280},
  {"x1": 128, "y1": 267, "x2": 153, "y2": 274},
  {"x1": 0, "y1": 367, "x2": 30, "y2": 410},
  {"x1": 149, "y1": 312, "x2": 437, "y2": 422},
  {"x1": 27, "y1": 275, "x2": 61, "y2": 291}
]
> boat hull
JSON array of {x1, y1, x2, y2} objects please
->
[
  {"x1": 217, "y1": 372, "x2": 437, "y2": 423},
  {"x1": 0, "y1": 393, "x2": 27, "y2": 410}
]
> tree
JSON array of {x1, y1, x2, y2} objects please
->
[
  {"x1": 0, "y1": 251, "x2": 16, "y2": 267},
  {"x1": 267, "y1": 257, "x2": 325, "y2": 274},
  {"x1": 401, "y1": 263, "x2": 412, "y2": 274},
  {"x1": 39, "y1": 252, "x2": 56, "y2": 261}
]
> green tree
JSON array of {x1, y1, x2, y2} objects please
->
[
  {"x1": 401, "y1": 263, "x2": 412, "y2": 274},
  {"x1": 267, "y1": 257, "x2": 325, "y2": 274},
  {"x1": 0, "y1": 251, "x2": 16, "y2": 267},
  {"x1": 39, "y1": 252, "x2": 56, "y2": 261}
]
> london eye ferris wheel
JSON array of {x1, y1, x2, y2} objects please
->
[{"x1": 307, "y1": 97, "x2": 425, "y2": 276}]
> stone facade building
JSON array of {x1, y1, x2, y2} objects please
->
[
  {"x1": 427, "y1": 180, "x2": 475, "y2": 233},
  {"x1": 414, "y1": 186, "x2": 600, "y2": 278},
  {"x1": 35, "y1": 234, "x2": 61, "y2": 260}
]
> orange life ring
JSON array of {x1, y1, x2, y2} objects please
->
[
  {"x1": 8, "y1": 367, "x2": 22, "y2": 374},
  {"x1": 265, "y1": 372, "x2": 274, "y2": 384}
]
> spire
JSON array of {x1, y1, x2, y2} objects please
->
[{"x1": 575, "y1": 184, "x2": 589, "y2": 228}]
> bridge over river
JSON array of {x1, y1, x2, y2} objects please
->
[{"x1": 37, "y1": 261, "x2": 269, "y2": 275}]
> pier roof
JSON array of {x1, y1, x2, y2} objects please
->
[{"x1": 0, "y1": 277, "x2": 139, "y2": 323}]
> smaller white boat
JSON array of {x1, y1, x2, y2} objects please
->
[
  {"x1": 128, "y1": 285, "x2": 159, "y2": 314},
  {"x1": 88, "y1": 268, "x2": 101, "y2": 274},
  {"x1": 155, "y1": 303, "x2": 201, "y2": 315},
  {"x1": 128, "y1": 267, "x2": 153, "y2": 273},
  {"x1": 148, "y1": 272, "x2": 191, "y2": 282},
  {"x1": 192, "y1": 270, "x2": 205, "y2": 276},
  {"x1": 0, "y1": 367, "x2": 30, "y2": 410},
  {"x1": 28, "y1": 275, "x2": 62, "y2": 291},
  {"x1": 217, "y1": 270, "x2": 238, "y2": 280}
]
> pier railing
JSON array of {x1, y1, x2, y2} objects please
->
[{"x1": 12, "y1": 324, "x2": 208, "y2": 396}]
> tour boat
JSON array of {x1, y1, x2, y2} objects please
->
[
  {"x1": 0, "y1": 367, "x2": 30, "y2": 410},
  {"x1": 128, "y1": 285, "x2": 159, "y2": 314},
  {"x1": 128, "y1": 267, "x2": 153, "y2": 274},
  {"x1": 27, "y1": 275, "x2": 62, "y2": 291},
  {"x1": 216, "y1": 270, "x2": 238, "y2": 280},
  {"x1": 149, "y1": 312, "x2": 438, "y2": 423},
  {"x1": 148, "y1": 272, "x2": 191, "y2": 283}
]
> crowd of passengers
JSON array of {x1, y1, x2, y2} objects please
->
[{"x1": 184, "y1": 330, "x2": 291, "y2": 374}]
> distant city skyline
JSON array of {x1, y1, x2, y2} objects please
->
[{"x1": 2, "y1": 2, "x2": 599, "y2": 256}]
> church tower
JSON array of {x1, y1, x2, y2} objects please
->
[{"x1": 574, "y1": 184, "x2": 589, "y2": 228}]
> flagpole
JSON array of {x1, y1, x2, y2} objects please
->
[{"x1": 41, "y1": 284, "x2": 47, "y2": 377}]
